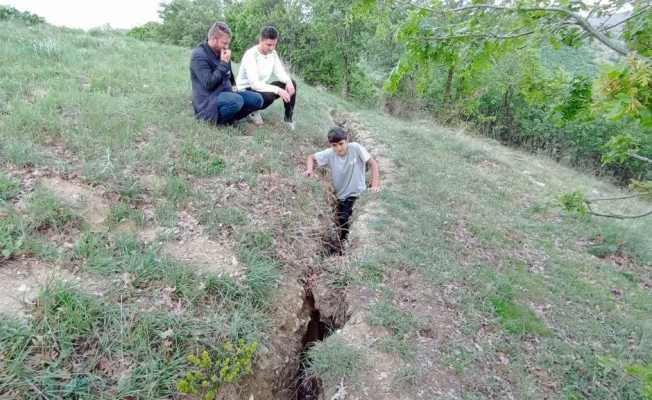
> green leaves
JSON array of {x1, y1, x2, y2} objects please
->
[
  {"x1": 601, "y1": 133, "x2": 640, "y2": 166},
  {"x1": 559, "y1": 190, "x2": 590, "y2": 218},
  {"x1": 176, "y1": 340, "x2": 258, "y2": 399},
  {"x1": 599, "y1": 57, "x2": 652, "y2": 126},
  {"x1": 557, "y1": 75, "x2": 593, "y2": 120}
]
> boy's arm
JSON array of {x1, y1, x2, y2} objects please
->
[
  {"x1": 367, "y1": 158, "x2": 381, "y2": 192},
  {"x1": 304, "y1": 154, "x2": 316, "y2": 177}
]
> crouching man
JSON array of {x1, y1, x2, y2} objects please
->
[
  {"x1": 236, "y1": 26, "x2": 297, "y2": 130},
  {"x1": 304, "y1": 127, "x2": 381, "y2": 254},
  {"x1": 190, "y1": 21, "x2": 263, "y2": 125}
]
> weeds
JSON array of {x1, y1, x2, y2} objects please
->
[
  {"x1": 25, "y1": 187, "x2": 81, "y2": 231},
  {"x1": 182, "y1": 144, "x2": 225, "y2": 177},
  {"x1": 306, "y1": 336, "x2": 362, "y2": 386},
  {"x1": 164, "y1": 175, "x2": 191, "y2": 205},
  {"x1": 0, "y1": 211, "x2": 25, "y2": 259},
  {"x1": 177, "y1": 341, "x2": 258, "y2": 399},
  {"x1": 0, "y1": 173, "x2": 20, "y2": 200},
  {"x1": 199, "y1": 206, "x2": 248, "y2": 233}
]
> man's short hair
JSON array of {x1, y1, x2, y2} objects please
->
[
  {"x1": 208, "y1": 21, "x2": 231, "y2": 40},
  {"x1": 328, "y1": 127, "x2": 348, "y2": 143},
  {"x1": 260, "y1": 26, "x2": 279, "y2": 40}
]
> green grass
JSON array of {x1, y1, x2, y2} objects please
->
[
  {"x1": 306, "y1": 335, "x2": 363, "y2": 387},
  {"x1": 155, "y1": 200, "x2": 178, "y2": 228},
  {"x1": 0, "y1": 209, "x2": 26, "y2": 259},
  {"x1": 490, "y1": 296, "x2": 552, "y2": 337},
  {"x1": 352, "y1": 108, "x2": 652, "y2": 398},
  {"x1": 199, "y1": 206, "x2": 249, "y2": 233},
  {"x1": 25, "y1": 187, "x2": 81, "y2": 232},
  {"x1": 0, "y1": 16, "x2": 650, "y2": 400},
  {"x1": 108, "y1": 201, "x2": 145, "y2": 226},
  {"x1": 0, "y1": 172, "x2": 20, "y2": 200}
]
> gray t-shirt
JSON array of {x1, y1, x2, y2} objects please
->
[{"x1": 314, "y1": 142, "x2": 371, "y2": 200}]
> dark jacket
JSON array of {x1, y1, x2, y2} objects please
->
[{"x1": 190, "y1": 41, "x2": 236, "y2": 123}]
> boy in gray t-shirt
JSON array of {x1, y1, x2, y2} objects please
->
[{"x1": 304, "y1": 127, "x2": 380, "y2": 253}]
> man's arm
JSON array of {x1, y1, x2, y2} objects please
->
[
  {"x1": 191, "y1": 51, "x2": 230, "y2": 91},
  {"x1": 272, "y1": 52, "x2": 294, "y2": 96},
  {"x1": 242, "y1": 50, "x2": 285, "y2": 94},
  {"x1": 367, "y1": 158, "x2": 381, "y2": 192}
]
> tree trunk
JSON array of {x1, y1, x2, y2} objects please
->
[
  {"x1": 341, "y1": 55, "x2": 349, "y2": 98},
  {"x1": 501, "y1": 86, "x2": 513, "y2": 142},
  {"x1": 443, "y1": 65, "x2": 454, "y2": 105}
]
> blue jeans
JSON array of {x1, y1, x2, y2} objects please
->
[{"x1": 216, "y1": 91, "x2": 263, "y2": 124}]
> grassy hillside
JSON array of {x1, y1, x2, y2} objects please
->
[{"x1": 1, "y1": 20, "x2": 651, "y2": 400}]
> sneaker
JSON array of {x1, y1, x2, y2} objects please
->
[
  {"x1": 285, "y1": 120, "x2": 296, "y2": 131},
  {"x1": 248, "y1": 112, "x2": 263, "y2": 126}
]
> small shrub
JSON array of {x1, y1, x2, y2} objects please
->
[
  {"x1": 559, "y1": 190, "x2": 589, "y2": 218},
  {"x1": 176, "y1": 340, "x2": 258, "y2": 400},
  {"x1": 0, "y1": 173, "x2": 20, "y2": 201}
]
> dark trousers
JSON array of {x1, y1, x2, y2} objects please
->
[
  {"x1": 335, "y1": 196, "x2": 357, "y2": 243},
  {"x1": 247, "y1": 79, "x2": 296, "y2": 122},
  {"x1": 216, "y1": 91, "x2": 264, "y2": 124}
]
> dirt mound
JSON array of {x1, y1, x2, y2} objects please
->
[
  {"x1": 164, "y1": 236, "x2": 243, "y2": 277},
  {"x1": 0, "y1": 258, "x2": 104, "y2": 318},
  {"x1": 41, "y1": 176, "x2": 110, "y2": 230}
]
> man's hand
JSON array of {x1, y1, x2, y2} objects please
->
[
  {"x1": 278, "y1": 89, "x2": 291, "y2": 103},
  {"x1": 370, "y1": 183, "x2": 381, "y2": 193},
  {"x1": 220, "y1": 48, "x2": 231, "y2": 63},
  {"x1": 286, "y1": 81, "x2": 295, "y2": 96},
  {"x1": 303, "y1": 169, "x2": 314, "y2": 177}
]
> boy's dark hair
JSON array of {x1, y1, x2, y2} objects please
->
[
  {"x1": 328, "y1": 127, "x2": 348, "y2": 143},
  {"x1": 260, "y1": 26, "x2": 279, "y2": 40}
]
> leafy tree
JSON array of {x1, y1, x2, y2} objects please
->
[
  {"x1": 0, "y1": 5, "x2": 44, "y2": 25},
  {"x1": 127, "y1": 21, "x2": 162, "y2": 42},
  {"x1": 157, "y1": 0, "x2": 223, "y2": 47}
]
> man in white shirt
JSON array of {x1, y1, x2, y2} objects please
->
[{"x1": 236, "y1": 26, "x2": 297, "y2": 130}]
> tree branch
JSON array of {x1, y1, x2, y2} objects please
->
[
  {"x1": 586, "y1": 202, "x2": 652, "y2": 219},
  {"x1": 586, "y1": 193, "x2": 643, "y2": 202},
  {"x1": 450, "y1": 4, "x2": 631, "y2": 56},
  {"x1": 588, "y1": 208, "x2": 652, "y2": 219},
  {"x1": 600, "y1": 5, "x2": 652, "y2": 32},
  {"x1": 430, "y1": 30, "x2": 535, "y2": 41},
  {"x1": 630, "y1": 152, "x2": 652, "y2": 164}
]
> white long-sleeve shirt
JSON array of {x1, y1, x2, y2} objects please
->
[{"x1": 236, "y1": 46, "x2": 291, "y2": 94}]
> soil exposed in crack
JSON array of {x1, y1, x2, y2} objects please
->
[{"x1": 295, "y1": 287, "x2": 332, "y2": 400}]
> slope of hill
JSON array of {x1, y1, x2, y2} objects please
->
[{"x1": 1, "y1": 20, "x2": 651, "y2": 400}]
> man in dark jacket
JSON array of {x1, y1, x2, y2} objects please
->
[{"x1": 190, "y1": 22, "x2": 263, "y2": 124}]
